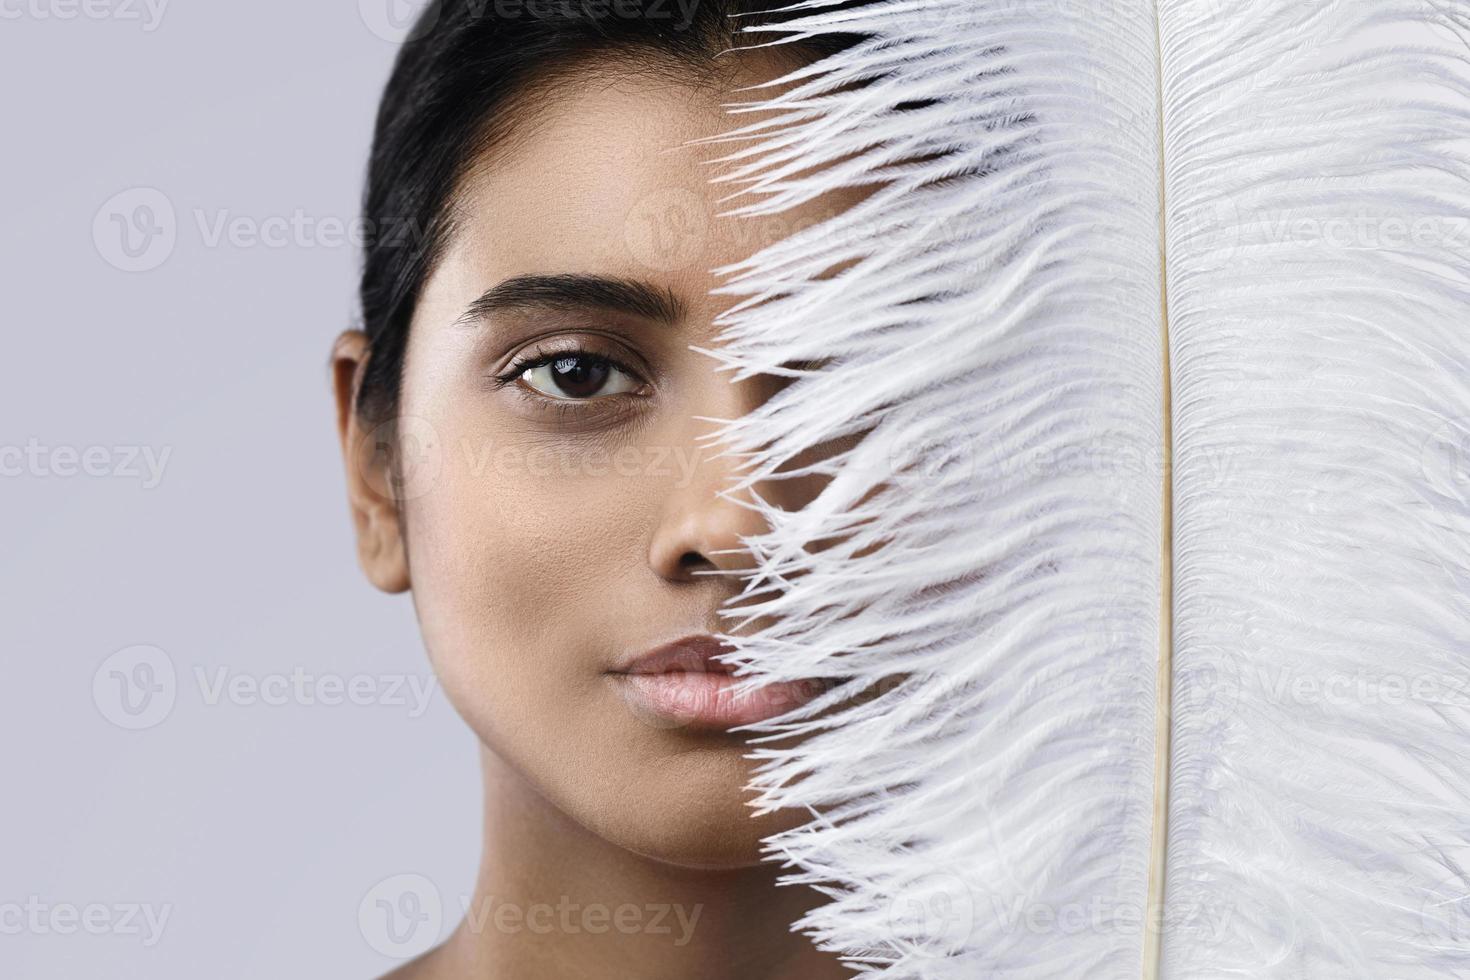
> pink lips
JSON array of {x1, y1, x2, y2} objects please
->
[{"x1": 608, "y1": 635, "x2": 819, "y2": 730}]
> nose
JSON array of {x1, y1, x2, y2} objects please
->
[
  {"x1": 648, "y1": 369, "x2": 838, "y2": 591},
  {"x1": 647, "y1": 428, "x2": 773, "y2": 584}
]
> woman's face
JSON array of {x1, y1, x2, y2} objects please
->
[{"x1": 341, "y1": 54, "x2": 859, "y2": 868}]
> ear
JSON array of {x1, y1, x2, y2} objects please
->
[{"x1": 331, "y1": 330, "x2": 411, "y2": 594}]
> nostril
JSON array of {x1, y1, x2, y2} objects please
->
[{"x1": 678, "y1": 551, "x2": 713, "y2": 574}]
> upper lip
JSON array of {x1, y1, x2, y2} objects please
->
[{"x1": 610, "y1": 634, "x2": 738, "y2": 675}]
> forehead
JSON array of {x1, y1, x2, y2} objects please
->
[{"x1": 425, "y1": 56, "x2": 837, "y2": 331}]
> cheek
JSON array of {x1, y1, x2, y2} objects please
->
[{"x1": 397, "y1": 415, "x2": 661, "y2": 735}]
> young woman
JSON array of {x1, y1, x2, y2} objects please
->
[{"x1": 331, "y1": 3, "x2": 869, "y2": 976}]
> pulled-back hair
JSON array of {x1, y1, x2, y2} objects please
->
[{"x1": 355, "y1": 0, "x2": 869, "y2": 420}]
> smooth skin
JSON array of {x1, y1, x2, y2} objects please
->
[{"x1": 334, "y1": 50, "x2": 861, "y2": 980}]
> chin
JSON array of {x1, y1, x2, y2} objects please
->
[
  {"x1": 575, "y1": 739, "x2": 804, "y2": 871},
  {"x1": 611, "y1": 800, "x2": 801, "y2": 872}
]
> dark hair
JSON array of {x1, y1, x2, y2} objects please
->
[{"x1": 355, "y1": 0, "x2": 870, "y2": 421}]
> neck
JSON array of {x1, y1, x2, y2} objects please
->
[{"x1": 424, "y1": 746, "x2": 850, "y2": 980}]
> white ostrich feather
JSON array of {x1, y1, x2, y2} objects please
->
[{"x1": 693, "y1": 0, "x2": 1470, "y2": 977}]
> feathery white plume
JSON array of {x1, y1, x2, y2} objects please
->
[{"x1": 696, "y1": 0, "x2": 1470, "y2": 976}]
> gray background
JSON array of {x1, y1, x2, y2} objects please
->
[
  {"x1": 7, "y1": 4, "x2": 1465, "y2": 979},
  {"x1": 1, "y1": 2, "x2": 482, "y2": 977}
]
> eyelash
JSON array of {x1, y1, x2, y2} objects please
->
[{"x1": 490, "y1": 343, "x2": 647, "y2": 404}]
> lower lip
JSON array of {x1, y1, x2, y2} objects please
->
[{"x1": 609, "y1": 671, "x2": 822, "y2": 730}]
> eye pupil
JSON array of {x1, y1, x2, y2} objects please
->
[{"x1": 550, "y1": 355, "x2": 610, "y2": 398}]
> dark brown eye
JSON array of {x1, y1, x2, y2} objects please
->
[
  {"x1": 549, "y1": 355, "x2": 608, "y2": 397},
  {"x1": 520, "y1": 352, "x2": 640, "y2": 400}
]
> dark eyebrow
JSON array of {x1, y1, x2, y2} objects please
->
[{"x1": 454, "y1": 273, "x2": 685, "y2": 326}]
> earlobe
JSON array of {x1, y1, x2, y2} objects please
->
[{"x1": 331, "y1": 330, "x2": 411, "y2": 595}]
